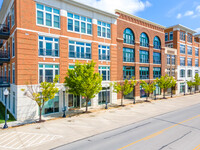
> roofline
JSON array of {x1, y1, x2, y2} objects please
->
[
  {"x1": 115, "y1": 9, "x2": 166, "y2": 29},
  {"x1": 166, "y1": 24, "x2": 197, "y2": 34},
  {"x1": 62, "y1": 0, "x2": 119, "y2": 19}
]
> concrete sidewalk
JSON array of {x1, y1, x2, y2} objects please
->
[{"x1": 0, "y1": 94, "x2": 200, "y2": 150}]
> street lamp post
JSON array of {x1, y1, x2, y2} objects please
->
[
  {"x1": 62, "y1": 87, "x2": 66, "y2": 118},
  {"x1": 3, "y1": 88, "x2": 9, "y2": 129}
]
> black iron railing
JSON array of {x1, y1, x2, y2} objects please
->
[
  {"x1": 0, "y1": 50, "x2": 10, "y2": 59},
  {"x1": 0, "y1": 76, "x2": 10, "y2": 85},
  {"x1": 0, "y1": 24, "x2": 10, "y2": 34}
]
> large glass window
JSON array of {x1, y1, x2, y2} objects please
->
[
  {"x1": 39, "y1": 36, "x2": 59, "y2": 57},
  {"x1": 153, "y1": 52, "x2": 161, "y2": 64},
  {"x1": 187, "y1": 70, "x2": 192, "y2": 77},
  {"x1": 187, "y1": 46, "x2": 192, "y2": 55},
  {"x1": 39, "y1": 64, "x2": 59, "y2": 83},
  {"x1": 153, "y1": 36, "x2": 161, "y2": 49},
  {"x1": 140, "y1": 50, "x2": 149, "y2": 63},
  {"x1": 180, "y1": 32, "x2": 185, "y2": 41},
  {"x1": 180, "y1": 57, "x2": 185, "y2": 66},
  {"x1": 98, "y1": 87, "x2": 110, "y2": 105},
  {"x1": 187, "y1": 58, "x2": 192, "y2": 66},
  {"x1": 165, "y1": 33, "x2": 168, "y2": 41},
  {"x1": 99, "y1": 66, "x2": 110, "y2": 81},
  {"x1": 67, "y1": 13, "x2": 92, "y2": 35},
  {"x1": 123, "y1": 48, "x2": 134, "y2": 62},
  {"x1": 36, "y1": 3, "x2": 60, "y2": 28},
  {"x1": 153, "y1": 67, "x2": 161, "y2": 79},
  {"x1": 140, "y1": 32, "x2": 149, "y2": 47},
  {"x1": 180, "y1": 83, "x2": 185, "y2": 93},
  {"x1": 167, "y1": 55, "x2": 170, "y2": 65},
  {"x1": 180, "y1": 44, "x2": 185, "y2": 54},
  {"x1": 69, "y1": 41, "x2": 91, "y2": 59},
  {"x1": 98, "y1": 45, "x2": 110, "y2": 61},
  {"x1": 97, "y1": 21, "x2": 111, "y2": 38},
  {"x1": 123, "y1": 66, "x2": 135, "y2": 80},
  {"x1": 123, "y1": 28, "x2": 134, "y2": 44},
  {"x1": 140, "y1": 67, "x2": 149, "y2": 79},
  {"x1": 171, "y1": 55, "x2": 175, "y2": 65},
  {"x1": 169, "y1": 32, "x2": 173, "y2": 40},
  {"x1": 180, "y1": 69, "x2": 185, "y2": 78},
  {"x1": 171, "y1": 68, "x2": 175, "y2": 77},
  {"x1": 195, "y1": 48, "x2": 199, "y2": 56},
  {"x1": 195, "y1": 59, "x2": 199, "y2": 67},
  {"x1": 42, "y1": 93, "x2": 59, "y2": 115},
  {"x1": 187, "y1": 34, "x2": 192, "y2": 43},
  {"x1": 11, "y1": 5, "x2": 15, "y2": 28}
]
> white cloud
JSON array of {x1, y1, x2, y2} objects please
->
[
  {"x1": 195, "y1": 27, "x2": 200, "y2": 33},
  {"x1": 184, "y1": 10, "x2": 194, "y2": 16},
  {"x1": 196, "y1": 5, "x2": 200, "y2": 12},
  {"x1": 74, "y1": 0, "x2": 152, "y2": 14},
  {"x1": 176, "y1": 13, "x2": 182, "y2": 19}
]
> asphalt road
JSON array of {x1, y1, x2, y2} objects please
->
[{"x1": 53, "y1": 103, "x2": 200, "y2": 150}]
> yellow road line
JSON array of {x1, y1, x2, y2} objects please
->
[
  {"x1": 118, "y1": 114, "x2": 200, "y2": 150},
  {"x1": 193, "y1": 144, "x2": 200, "y2": 150}
]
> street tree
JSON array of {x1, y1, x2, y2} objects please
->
[
  {"x1": 111, "y1": 77, "x2": 137, "y2": 106},
  {"x1": 187, "y1": 80, "x2": 194, "y2": 94},
  {"x1": 194, "y1": 73, "x2": 200, "y2": 93},
  {"x1": 156, "y1": 75, "x2": 171, "y2": 99},
  {"x1": 140, "y1": 80, "x2": 156, "y2": 102},
  {"x1": 21, "y1": 75, "x2": 59, "y2": 122},
  {"x1": 168, "y1": 77, "x2": 177, "y2": 97},
  {"x1": 64, "y1": 61, "x2": 102, "y2": 112}
]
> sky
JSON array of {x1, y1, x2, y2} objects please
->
[{"x1": 0, "y1": 0, "x2": 200, "y2": 32}]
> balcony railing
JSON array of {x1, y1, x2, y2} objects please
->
[
  {"x1": 153, "y1": 59, "x2": 161, "y2": 64},
  {"x1": 124, "y1": 39, "x2": 135, "y2": 45},
  {"x1": 0, "y1": 24, "x2": 10, "y2": 40},
  {"x1": 69, "y1": 52, "x2": 91, "y2": 59},
  {"x1": 0, "y1": 76, "x2": 10, "y2": 87},
  {"x1": 140, "y1": 75, "x2": 149, "y2": 79},
  {"x1": 99, "y1": 54, "x2": 110, "y2": 61},
  {"x1": 123, "y1": 57, "x2": 134, "y2": 62},
  {"x1": 153, "y1": 45, "x2": 161, "y2": 49},
  {"x1": 0, "y1": 50, "x2": 10, "y2": 63},
  {"x1": 140, "y1": 58, "x2": 149, "y2": 63},
  {"x1": 140, "y1": 42, "x2": 149, "y2": 47},
  {"x1": 153, "y1": 75, "x2": 161, "y2": 79},
  {"x1": 39, "y1": 49, "x2": 59, "y2": 57}
]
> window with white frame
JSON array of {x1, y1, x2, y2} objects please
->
[
  {"x1": 180, "y1": 69, "x2": 185, "y2": 78},
  {"x1": 12, "y1": 37, "x2": 15, "y2": 57},
  {"x1": 97, "y1": 21, "x2": 111, "y2": 38},
  {"x1": 167, "y1": 68, "x2": 170, "y2": 76},
  {"x1": 180, "y1": 44, "x2": 185, "y2": 54},
  {"x1": 12, "y1": 63, "x2": 15, "y2": 84},
  {"x1": 67, "y1": 12, "x2": 92, "y2": 35},
  {"x1": 180, "y1": 32, "x2": 185, "y2": 41},
  {"x1": 180, "y1": 57, "x2": 185, "y2": 66},
  {"x1": 171, "y1": 68, "x2": 175, "y2": 77},
  {"x1": 187, "y1": 58, "x2": 192, "y2": 66},
  {"x1": 195, "y1": 59, "x2": 199, "y2": 67},
  {"x1": 187, "y1": 46, "x2": 192, "y2": 55},
  {"x1": 169, "y1": 32, "x2": 173, "y2": 40},
  {"x1": 99, "y1": 66, "x2": 110, "y2": 81},
  {"x1": 39, "y1": 36, "x2": 59, "y2": 57},
  {"x1": 166, "y1": 43, "x2": 173, "y2": 48},
  {"x1": 171, "y1": 55, "x2": 175, "y2": 65},
  {"x1": 187, "y1": 70, "x2": 192, "y2": 77},
  {"x1": 187, "y1": 34, "x2": 192, "y2": 43},
  {"x1": 39, "y1": 64, "x2": 59, "y2": 83},
  {"x1": 11, "y1": 5, "x2": 15, "y2": 28},
  {"x1": 98, "y1": 45, "x2": 110, "y2": 61},
  {"x1": 69, "y1": 41, "x2": 91, "y2": 59},
  {"x1": 165, "y1": 33, "x2": 168, "y2": 41},
  {"x1": 167, "y1": 55, "x2": 170, "y2": 65},
  {"x1": 195, "y1": 48, "x2": 199, "y2": 56},
  {"x1": 195, "y1": 70, "x2": 199, "y2": 75},
  {"x1": 36, "y1": 3, "x2": 60, "y2": 28}
]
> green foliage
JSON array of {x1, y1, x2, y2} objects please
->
[
  {"x1": 64, "y1": 61, "x2": 102, "y2": 112},
  {"x1": 187, "y1": 80, "x2": 194, "y2": 88},
  {"x1": 111, "y1": 77, "x2": 137, "y2": 106},
  {"x1": 140, "y1": 80, "x2": 156, "y2": 101},
  {"x1": 193, "y1": 73, "x2": 200, "y2": 92},
  {"x1": 0, "y1": 102, "x2": 16, "y2": 123},
  {"x1": 22, "y1": 75, "x2": 59, "y2": 121},
  {"x1": 156, "y1": 75, "x2": 172, "y2": 98},
  {"x1": 168, "y1": 76, "x2": 177, "y2": 88}
]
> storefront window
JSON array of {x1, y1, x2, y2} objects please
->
[
  {"x1": 98, "y1": 87, "x2": 110, "y2": 105},
  {"x1": 42, "y1": 94, "x2": 59, "y2": 115}
]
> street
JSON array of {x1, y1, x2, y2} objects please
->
[{"x1": 54, "y1": 101, "x2": 200, "y2": 150}]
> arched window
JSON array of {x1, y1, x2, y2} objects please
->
[
  {"x1": 140, "y1": 32, "x2": 149, "y2": 47},
  {"x1": 180, "y1": 69, "x2": 185, "y2": 78},
  {"x1": 153, "y1": 36, "x2": 161, "y2": 49},
  {"x1": 187, "y1": 70, "x2": 192, "y2": 77},
  {"x1": 123, "y1": 28, "x2": 134, "y2": 44}
]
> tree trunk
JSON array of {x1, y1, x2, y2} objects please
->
[
  {"x1": 163, "y1": 89, "x2": 165, "y2": 99},
  {"x1": 39, "y1": 107, "x2": 42, "y2": 122},
  {"x1": 85, "y1": 98, "x2": 88, "y2": 112},
  {"x1": 121, "y1": 96, "x2": 123, "y2": 106},
  {"x1": 171, "y1": 87, "x2": 173, "y2": 98},
  {"x1": 190, "y1": 88, "x2": 192, "y2": 95}
]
